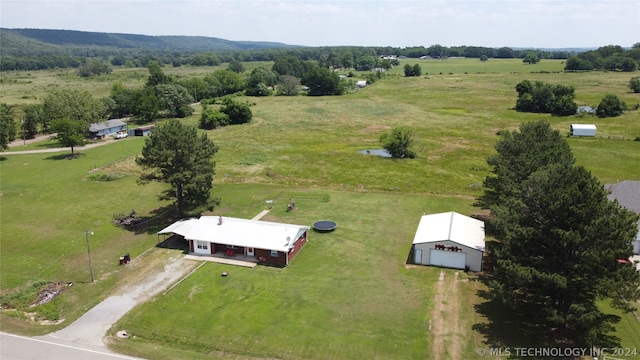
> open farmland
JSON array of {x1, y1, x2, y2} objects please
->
[{"x1": 1, "y1": 58, "x2": 639, "y2": 358}]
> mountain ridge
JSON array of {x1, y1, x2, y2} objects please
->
[{"x1": 0, "y1": 28, "x2": 300, "y2": 56}]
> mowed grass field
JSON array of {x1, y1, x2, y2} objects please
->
[{"x1": 1, "y1": 58, "x2": 640, "y2": 358}]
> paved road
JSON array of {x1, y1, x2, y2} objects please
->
[{"x1": 0, "y1": 332, "x2": 139, "y2": 360}]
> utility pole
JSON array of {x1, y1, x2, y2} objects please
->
[{"x1": 85, "y1": 230, "x2": 94, "y2": 283}]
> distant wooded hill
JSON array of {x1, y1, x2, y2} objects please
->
[{"x1": 0, "y1": 28, "x2": 299, "y2": 56}]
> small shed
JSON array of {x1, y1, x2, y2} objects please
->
[
  {"x1": 411, "y1": 212, "x2": 485, "y2": 272},
  {"x1": 89, "y1": 119, "x2": 127, "y2": 139},
  {"x1": 129, "y1": 125, "x2": 155, "y2": 137},
  {"x1": 570, "y1": 124, "x2": 596, "y2": 137}
]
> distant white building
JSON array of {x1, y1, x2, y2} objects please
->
[
  {"x1": 356, "y1": 80, "x2": 367, "y2": 88},
  {"x1": 570, "y1": 124, "x2": 596, "y2": 137}
]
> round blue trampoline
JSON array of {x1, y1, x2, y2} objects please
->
[{"x1": 313, "y1": 220, "x2": 338, "y2": 232}]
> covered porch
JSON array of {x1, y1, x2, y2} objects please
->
[{"x1": 184, "y1": 253, "x2": 258, "y2": 268}]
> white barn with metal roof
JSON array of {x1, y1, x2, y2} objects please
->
[{"x1": 411, "y1": 212, "x2": 485, "y2": 272}]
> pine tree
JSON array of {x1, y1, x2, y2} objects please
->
[{"x1": 136, "y1": 119, "x2": 220, "y2": 216}]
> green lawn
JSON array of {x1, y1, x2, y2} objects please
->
[{"x1": 1, "y1": 58, "x2": 639, "y2": 357}]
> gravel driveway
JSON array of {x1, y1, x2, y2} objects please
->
[{"x1": 39, "y1": 253, "x2": 199, "y2": 348}]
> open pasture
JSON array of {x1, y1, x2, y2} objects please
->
[{"x1": 1, "y1": 58, "x2": 639, "y2": 357}]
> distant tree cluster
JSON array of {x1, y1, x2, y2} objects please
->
[
  {"x1": 76, "y1": 59, "x2": 112, "y2": 77},
  {"x1": 515, "y1": 80, "x2": 577, "y2": 116},
  {"x1": 564, "y1": 44, "x2": 640, "y2": 72},
  {"x1": 403, "y1": 63, "x2": 422, "y2": 77}
]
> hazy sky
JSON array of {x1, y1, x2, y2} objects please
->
[{"x1": 1, "y1": 0, "x2": 639, "y2": 48}]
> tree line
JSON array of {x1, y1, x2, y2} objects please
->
[
  {"x1": 1, "y1": 42, "x2": 592, "y2": 72},
  {"x1": 565, "y1": 44, "x2": 640, "y2": 72}
]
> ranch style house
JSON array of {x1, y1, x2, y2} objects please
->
[{"x1": 158, "y1": 216, "x2": 310, "y2": 266}]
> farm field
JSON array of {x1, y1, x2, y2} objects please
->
[{"x1": 1, "y1": 58, "x2": 639, "y2": 359}]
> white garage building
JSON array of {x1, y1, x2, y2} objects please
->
[{"x1": 411, "y1": 212, "x2": 485, "y2": 272}]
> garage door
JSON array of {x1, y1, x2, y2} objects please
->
[{"x1": 429, "y1": 250, "x2": 466, "y2": 269}]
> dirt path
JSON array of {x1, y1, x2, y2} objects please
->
[
  {"x1": 4, "y1": 134, "x2": 116, "y2": 155},
  {"x1": 39, "y1": 250, "x2": 200, "y2": 348},
  {"x1": 430, "y1": 270, "x2": 464, "y2": 360}
]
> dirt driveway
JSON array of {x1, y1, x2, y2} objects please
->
[
  {"x1": 4, "y1": 134, "x2": 116, "y2": 155},
  {"x1": 39, "y1": 250, "x2": 201, "y2": 348}
]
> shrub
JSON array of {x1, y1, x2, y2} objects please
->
[
  {"x1": 199, "y1": 107, "x2": 229, "y2": 129},
  {"x1": 629, "y1": 77, "x2": 640, "y2": 93},
  {"x1": 596, "y1": 94, "x2": 627, "y2": 118}
]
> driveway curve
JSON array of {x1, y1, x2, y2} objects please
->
[{"x1": 39, "y1": 252, "x2": 201, "y2": 349}]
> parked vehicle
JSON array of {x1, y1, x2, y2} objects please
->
[{"x1": 113, "y1": 131, "x2": 128, "y2": 139}]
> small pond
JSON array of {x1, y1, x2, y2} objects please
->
[{"x1": 357, "y1": 149, "x2": 392, "y2": 158}]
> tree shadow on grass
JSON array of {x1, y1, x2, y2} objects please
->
[
  {"x1": 45, "y1": 153, "x2": 84, "y2": 160},
  {"x1": 472, "y1": 287, "x2": 558, "y2": 350},
  {"x1": 472, "y1": 276, "x2": 624, "y2": 356},
  {"x1": 115, "y1": 204, "x2": 184, "y2": 237}
]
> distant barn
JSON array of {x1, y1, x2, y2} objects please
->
[{"x1": 570, "y1": 124, "x2": 596, "y2": 137}]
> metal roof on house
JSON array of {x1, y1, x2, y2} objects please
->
[
  {"x1": 606, "y1": 180, "x2": 640, "y2": 241},
  {"x1": 158, "y1": 218, "x2": 200, "y2": 236},
  {"x1": 158, "y1": 216, "x2": 310, "y2": 252},
  {"x1": 607, "y1": 180, "x2": 640, "y2": 214},
  {"x1": 89, "y1": 119, "x2": 127, "y2": 132},
  {"x1": 412, "y1": 211, "x2": 485, "y2": 251},
  {"x1": 570, "y1": 124, "x2": 597, "y2": 130}
]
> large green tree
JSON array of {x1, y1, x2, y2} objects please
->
[
  {"x1": 480, "y1": 121, "x2": 640, "y2": 346},
  {"x1": 43, "y1": 90, "x2": 105, "y2": 125},
  {"x1": 50, "y1": 117, "x2": 88, "y2": 156},
  {"x1": 42, "y1": 90, "x2": 105, "y2": 155},
  {"x1": 487, "y1": 163, "x2": 640, "y2": 346},
  {"x1": 155, "y1": 84, "x2": 194, "y2": 118},
  {"x1": 596, "y1": 94, "x2": 627, "y2": 118},
  {"x1": 136, "y1": 119, "x2": 219, "y2": 216},
  {"x1": 301, "y1": 67, "x2": 343, "y2": 96},
  {"x1": 21, "y1": 104, "x2": 43, "y2": 138},
  {"x1": 245, "y1": 67, "x2": 278, "y2": 96},
  {"x1": 146, "y1": 60, "x2": 169, "y2": 86},
  {"x1": 277, "y1": 75, "x2": 300, "y2": 96},
  {"x1": 0, "y1": 103, "x2": 17, "y2": 150},
  {"x1": 204, "y1": 70, "x2": 244, "y2": 98},
  {"x1": 478, "y1": 120, "x2": 575, "y2": 209}
]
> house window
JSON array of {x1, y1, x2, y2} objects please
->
[
  {"x1": 196, "y1": 241, "x2": 208, "y2": 250},
  {"x1": 270, "y1": 250, "x2": 279, "y2": 257}
]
